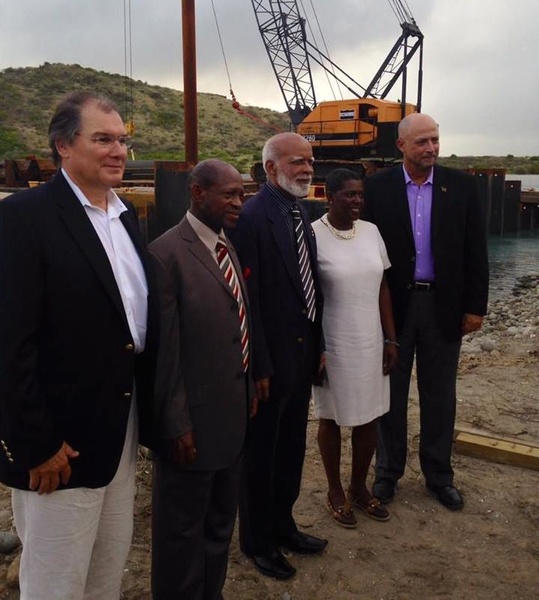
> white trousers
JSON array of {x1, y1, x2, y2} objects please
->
[{"x1": 12, "y1": 400, "x2": 138, "y2": 600}]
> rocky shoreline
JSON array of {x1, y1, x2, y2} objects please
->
[{"x1": 462, "y1": 272, "x2": 539, "y2": 356}]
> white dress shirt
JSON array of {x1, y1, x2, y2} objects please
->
[{"x1": 62, "y1": 168, "x2": 148, "y2": 352}]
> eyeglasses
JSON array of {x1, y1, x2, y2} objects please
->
[{"x1": 75, "y1": 133, "x2": 133, "y2": 149}]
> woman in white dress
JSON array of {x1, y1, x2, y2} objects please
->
[{"x1": 312, "y1": 168, "x2": 399, "y2": 528}]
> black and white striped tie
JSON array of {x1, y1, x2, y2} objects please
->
[{"x1": 291, "y1": 203, "x2": 316, "y2": 322}]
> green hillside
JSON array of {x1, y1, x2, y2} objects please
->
[
  {"x1": 0, "y1": 63, "x2": 289, "y2": 173},
  {"x1": 1, "y1": 63, "x2": 538, "y2": 175},
  {"x1": 438, "y1": 154, "x2": 539, "y2": 174}
]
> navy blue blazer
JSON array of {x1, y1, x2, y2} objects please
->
[
  {"x1": 0, "y1": 172, "x2": 159, "y2": 490},
  {"x1": 363, "y1": 164, "x2": 489, "y2": 341},
  {"x1": 230, "y1": 184, "x2": 323, "y2": 388}
]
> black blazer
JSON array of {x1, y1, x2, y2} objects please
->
[
  {"x1": 230, "y1": 184, "x2": 323, "y2": 388},
  {"x1": 0, "y1": 172, "x2": 159, "y2": 490},
  {"x1": 363, "y1": 164, "x2": 489, "y2": 342}
]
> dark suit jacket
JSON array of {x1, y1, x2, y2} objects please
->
[
  {"x1": 230, "y1": 184, "x2": 323, "y2": 388},
  {"x1": 149, "y1": 217, "x2": 251, "y2": 471},
  {"x1": 363, "y1": 164, "x2": 489, "y2": 341},
  {"x1": 0, "y1": 172, "x2": 158, "y2": 490}
]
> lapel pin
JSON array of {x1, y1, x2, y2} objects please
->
[{"x1": 441, "y1": 186, "x2": 447, "y2": 193}]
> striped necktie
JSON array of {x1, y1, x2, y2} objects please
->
[
  {"x1": 215, "y1": 237, "x2": 249, "y2": 372},
  {"x1": 291, "y1": 203, "x2": 316, "y2": 322}
]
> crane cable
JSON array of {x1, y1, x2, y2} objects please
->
[
  {"x1": 210, "y1": 0, "x2": 234, "y2": 96},
  {"x1": 210, "y1": 0, "x2": 283, "y2": 133},
  {"x1": 388, "y1": 0, "x2": 416, "y2": 25},
  {"x1": 298, "y1": 0, "x2": 343, "y2": 101},
  {"x1": 123, "y1": 0, "x2": 135, "y2": 158}
]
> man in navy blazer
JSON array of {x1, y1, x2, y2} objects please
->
[
  {"x1": 362, "y1": 113, "x2": 489, "y2": 511},
  {"x1": 0, "y1": 91, "x2": 158, "y2": 599},
  {"x1": 231, "y1": 132, "x2": 327, "y2": 580}
]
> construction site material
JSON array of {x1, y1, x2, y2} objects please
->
[{"x1": 454, "y1": 427, "x2": 539, "y2": 471}]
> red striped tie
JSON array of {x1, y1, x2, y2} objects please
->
[{"x1": 216, "y1": 238, "x2": 249, "y2": 372}]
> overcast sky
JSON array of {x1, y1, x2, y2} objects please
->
[{"x1": 1, "y1": 0, "x2": 537, "y2": 156}]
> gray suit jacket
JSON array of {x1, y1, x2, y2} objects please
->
[{"x1": 149, "y1": 216, "x2": 251, "y2": 471}]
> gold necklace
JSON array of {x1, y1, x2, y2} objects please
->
[{"x1": 321, "y1": 214, "x2": 356, "y2": 240}]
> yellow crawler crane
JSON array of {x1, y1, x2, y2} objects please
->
[
  {"x1": 298, "y1": 98, "x2": 417, "y2": 161},
  {"x1": 251, "y1": 0, "x2": 424, "y2": 163}
]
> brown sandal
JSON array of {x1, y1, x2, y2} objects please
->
[
  {"x1": 348, "y1": 490, "x2": 391, "y2": 522},
  {"x1": 325, "y1": 494, "x2": 357, "y2": 528}
]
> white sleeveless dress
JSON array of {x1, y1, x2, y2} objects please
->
[{"x1": 312, "y1": 218, "x2": 391, "y2": 426}]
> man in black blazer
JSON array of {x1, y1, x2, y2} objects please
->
[
  {"x1": 0, "y1": 91, "x2": 158, "y2": 598},
  {"x1": 231, "y1": 132, "x2": 327, "y2": 580},
  {"x1": 362, "y1": 113, "x2": 489, "y2": 511},
  {"x1": 149, "y1": 160, "x2": 256, "y2": 600}
]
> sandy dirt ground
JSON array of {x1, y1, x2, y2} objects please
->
[{"x1": 1, "y1": 324, "x2": 538, "y2": 599}]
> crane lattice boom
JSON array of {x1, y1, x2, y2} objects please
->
[{"x1": 251, "y1": 0, "x2": 317, "y2": 126}]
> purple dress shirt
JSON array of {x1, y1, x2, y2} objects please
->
[{"x1": 403, "y1": 166, "x2": 435, "y2": 282}]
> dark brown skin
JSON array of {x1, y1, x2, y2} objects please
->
[
  {"x1": 325, "y1": 177, "x2": 398, "y2": 375},
  {"x1": 318, "y1": 176, "x2": 398, "y2": 512},
  {"x1": 168, "y1": 161, "x2": 258, "y2": 465}
]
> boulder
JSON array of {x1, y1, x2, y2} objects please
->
[{"x1": 0, "y1": 532, "x2": 19, "y2": 554}]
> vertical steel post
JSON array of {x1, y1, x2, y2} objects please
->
[
  {"x1": 153, "y1": 1, "x2": 197, "y2": 238},
  {"x1": 182, "y1": 0, "x2": 198, "y2": 166}
]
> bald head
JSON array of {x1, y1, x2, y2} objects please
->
[
  {"x1": 398, "y1": 113, "x2": 438, "y2": 140},
  {"x1": 396, "y1": 113, "x2": 440, "y2": 181},
  {"x1": 188, "y1": 159, "x2": 240, "y2": 192}
]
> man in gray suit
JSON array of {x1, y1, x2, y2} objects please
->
[{"x1": 149, "y1": 159, "x2": 256, "y2": 600}]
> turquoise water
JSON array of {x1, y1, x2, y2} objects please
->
[{"x1": 488, "y1": 231, "x2": 539, "y2": 301}]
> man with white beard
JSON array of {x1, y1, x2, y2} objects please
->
[{"x1": 230, "y1": 132, "x2": 327, "y2": 580}]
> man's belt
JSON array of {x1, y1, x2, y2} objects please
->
[{"x1": 412, "y1": 281, "x2": 436, "y2": 291}]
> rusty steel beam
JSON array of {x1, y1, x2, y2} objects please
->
[{"x1": 182, "y1": 0, "x2": 197, "y2": 167}]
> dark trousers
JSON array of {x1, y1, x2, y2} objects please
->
[
  {"x1": 151, "y1": 455, "x2": 241, "y2": 600},
  {"x1": 239, "y1": 328, "x2": 316, "y2": 556},
  {"x1": 375, "y1": 291, "x2": 461, "y2": 487}
]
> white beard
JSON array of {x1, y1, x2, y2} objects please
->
[{"x1": 276, "y1": 171, "x2": 311, "y2": 198}]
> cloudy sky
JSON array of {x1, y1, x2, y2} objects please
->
[{"x1": 1, "y1": 0, "x2": 538, "y2": 156}]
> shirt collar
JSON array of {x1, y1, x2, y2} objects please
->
[
  {"x1": 186, "y1": 210, "x2": 223, "y2": 250},
  {"x1": 265, "y1": 182, "x2": 298, "y2": 219},
  {"x1": 61, "y1": 167, "x2": 127, "y2": 217},
  {"x1": 402, "y1": 164, "x2": 434, "y2": 186}
]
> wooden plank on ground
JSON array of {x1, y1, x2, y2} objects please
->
[{"x1": 454, "y1": 427, "x2": 539, "y2": 471}]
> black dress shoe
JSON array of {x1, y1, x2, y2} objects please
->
[
  {"x1": 278, "y1": 530, "x2": 328, "y2": 554},
  {"x1": 372, "y1": 479, "x2": 396, "y2": 504},
  {"x1": 427, "y1": 485, "x2": 464, "y2": 511},
  {"x1": 251, "y1": 550, "x2": 296, "y2": 580}
]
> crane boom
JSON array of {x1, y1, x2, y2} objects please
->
[
  {"x1": 250, "y1": 0, "x2": 317, "y2": 127},
  {"x1": 363, "y1": 0, "x2": 424, "y2": 111},
  {"x1": 250, "y1": 0, "x2": 423, "y2": 161}
]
